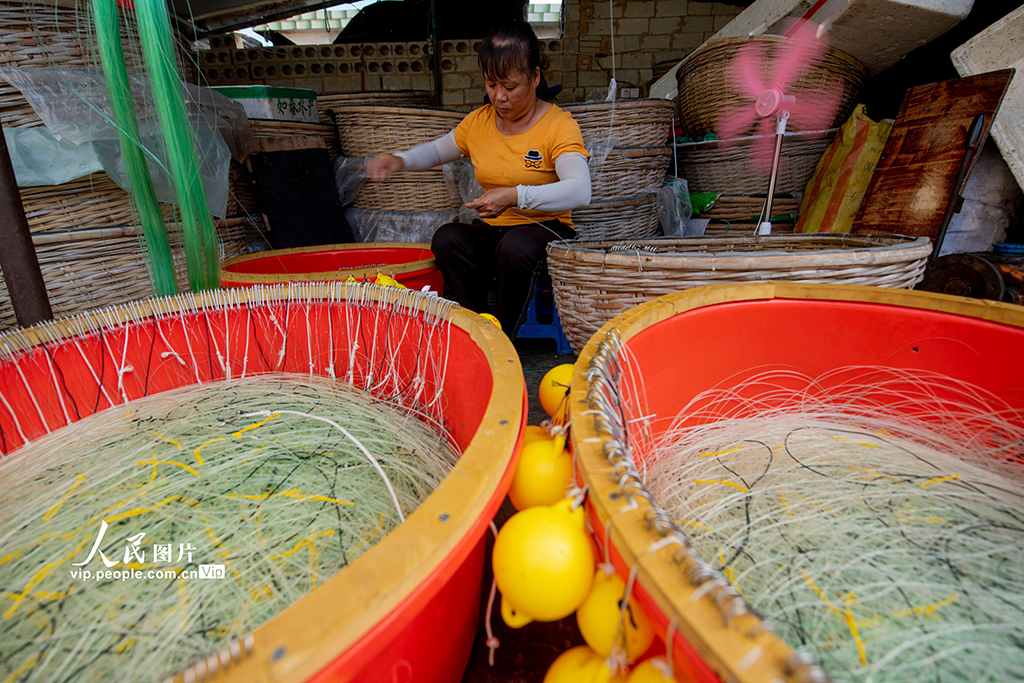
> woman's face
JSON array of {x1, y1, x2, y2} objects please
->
[{"x1": 485, "y1": 67, "x2": 540, "y2": 121}]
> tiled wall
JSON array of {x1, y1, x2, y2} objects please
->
[{"x1": 197, "y1": 0, "x2": 743, "y2": 110}]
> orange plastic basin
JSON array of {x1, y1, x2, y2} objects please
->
[
  {"x1": 0, "y1": 284, "x2": 522, "y2": 683},
  {"x1": 221, "y1": 243, "x2": 444, "y2": 292},
  {"x1": 570, "y1": 283, "x2": 1024, "y2": 683}
]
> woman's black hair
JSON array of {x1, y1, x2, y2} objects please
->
[{"x1": 478, "y1": 21, "x2": 550, "y2": 100}]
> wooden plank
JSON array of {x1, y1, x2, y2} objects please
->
[
  {"x1": 254, "y1": 135, "x2": 325, "y2": 153},
  {"x1": 852, "y1": 70, "x2": 1014, "y2": 239}
]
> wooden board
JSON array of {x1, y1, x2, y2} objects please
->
[{"x1": 852, "y1": 70, "x2": 1014, "y2": 239}]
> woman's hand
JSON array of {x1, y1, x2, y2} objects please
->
[
  {"x1": 466, "y1": 187, "x2": 519, "y2": 218},
  {"x1": 365, "y1": 154, "x2": 404, "y2": 182}
]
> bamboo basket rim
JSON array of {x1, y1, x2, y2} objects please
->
[
  {"x1": 562, "y1": 98, "x2": 677, "y2": 112},
  {"x1": 318, "y1": 90, "x2": 431, "y2": 99},
  {"x1": 676, "y1": 34, "x2": 868, "y2": 80},
  {"x1": 547, "y1": 234, "x2": 933, "y2": 270},
  {"x1": 578, "y1": 193, "x2": 657, "y2": 209},
  {"x1": 569, "y1": 282, "x2": 1024, "y2": 683},
  {"x1": 331, "y1": 105, "x2": 466, "y2": 120},
  {"x1": 673, "y1": 127, "x2": 838, "y2": 151},
  {"x1": 597, "y1": 146, "x2": 673, "y2": 158},
  {"x1": 28, "y1": 219, "x2": 249, "y2": 245},
  {"x1": 248, "y1": 120, "x2": 334, "y2": 129}
]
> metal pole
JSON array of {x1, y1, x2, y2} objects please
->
[{"x1": 0, "y1": 123, "x2": 53, "y2": 327}]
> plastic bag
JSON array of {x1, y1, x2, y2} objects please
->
[
  {"x1": 448, "y1": 159, "x2": 484, "y2": 223},
  {"x1": 0, "y1": 67, "x2": 255, "y2": 218},
  {"x1": 656, "y1": 177, "x2": 696, "y2": 236},
  {"x1": 796, "y1": 105, "x2": 892, "y2": 233},
  {"x1": 345, "y1": 208, "x2": 460, "y2": 243},
  {"x1": 334, "y1": 157, "x2": 368, "y2": 206},
  {"x1": 3, "y1": 126, "x2": 102, "y2": 186}
]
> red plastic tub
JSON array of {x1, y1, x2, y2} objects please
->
[
  {"x1": 0, "y1": 283, "x2": 522, "y2": 683},
  {"x1": 570, "y1": 283, "x2": 1024, "y2": 683},
  {"x1": 221, "y1": 242, "x2": 444, "y2": 292}
]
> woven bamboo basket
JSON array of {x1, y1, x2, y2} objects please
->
[
  {"x1": 352, "y1": 170, "x2": 461, "y2": 211},
  {"x1": 333, "y1": 106, "x2": 466, "y2": 157},
  {"x1": 0, "y1": 219, "x2": 250, "y2": 331},
  {"x1": 571, "y1": 194, "x2": 661, "y2": 241},
  {"x1": 226, "y1": 161, "x2": 259, "y2": 218},
  {"x1": 547, "y1": 234, "x2": 933, "y2": 352},
  {"x1": 316, "y1": 90, "x2": 432, "y2": 124},
  {"x1": 676, "y1": 36, "x2": 867, "y2": 138},
  {"x1": 703, "y1": 222, "x2": 797, "y2": 236},
  {"x1": 590, "y1": 147, "x2": 671, "y2": 201},
  {"x1": 676, "y1": 129, "x2": 836, "y2": 195},
  {"x1": 561, "y1": 99, "x2": 676, "y2": 148},
  {"x1": 249, "y1": 119, "x2": 341, "y2": 163},
  {"x1": 697, "y1": 195, "x2": 801, "y2": 222},
  {"x1": 20, "y1": 172, "x2": 179, "y2": 234},
  {"x1": 698, "y1": 195, "x2": 801, "y2": 235},
  {"x1": 0, "y1": 1, "x2": 195, "y2": 129}
]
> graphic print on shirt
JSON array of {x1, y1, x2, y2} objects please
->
[{"x1": 523, "y1": 149, "x2": 543, "y2": 169}]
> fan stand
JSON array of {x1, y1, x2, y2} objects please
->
[{"x1": 757, "y1": 105, "x2": 792, "y2": 236}]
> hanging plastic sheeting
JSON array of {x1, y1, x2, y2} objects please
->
[
  {"x1": 345, "y1": 208, "x2": 461, "y2": 243},
  {"x1": 0, "y1": 67, "x2": 254, "y2": 219}
]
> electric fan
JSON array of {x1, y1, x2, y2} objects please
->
[{"x1": 716, "y1": 22, "x2": 843, "y2": 234}]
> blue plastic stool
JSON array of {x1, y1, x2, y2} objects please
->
[{"x1": 516, "y1": 279, "x2": 573, "y2": 355}]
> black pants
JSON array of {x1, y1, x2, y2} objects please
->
[{"x1": 431, "y1": 219, "x2": 575, "y2": 335}]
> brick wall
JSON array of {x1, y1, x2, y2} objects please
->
[{"x1": 196, "y1": 0, "x2": 742, "y2": 111}]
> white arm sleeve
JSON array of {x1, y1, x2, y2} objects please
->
[
  {"x1": 394, "y1": 130, "x2": 463, "y2": 171},
  {"x1": 516, "y1": 153, "x2": 592, "y2": 212}
]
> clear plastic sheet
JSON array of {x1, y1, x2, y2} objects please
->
[
  {"x1": 0, "y1": 67, "x2": 255, "y2": 218},
  {"x1": 3, "y1": 126, "x2": 102, "y2": 186},
  {"x1": 345, "y1": 207, "x2": 460, "y2": 243},
  {"x1": 656, "y1": 177, "x2": 697, "y2": 237}
]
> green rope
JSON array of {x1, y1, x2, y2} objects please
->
[
  {"x1": 91, "y1": 0, "x2": 176, "y2": 296},
  {"x1": 134, "y1": 0, "x2": 218, "y2": 290}
]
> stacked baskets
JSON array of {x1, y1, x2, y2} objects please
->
[
  {"x1": 0, "y1": 0, "x2": 250, "y2": 330},
  {"x1": 676, "y1": 129, "x2": 837, "y2": 235},
  {"x1": 0, "y1": 1, "x2": 196, "y2": 129},
  {"x1": 333, "y1": 105, "x2": 466, "y2": 241},
  {"x1": 675, "y1": 36, "x2": 867, "y2": 235},
  {"x1": 562, "y1": 99, "x2": 676, "y2": 240},
  {"x1": 547, "y1": 234, "x2": 933, "y2": 352}
]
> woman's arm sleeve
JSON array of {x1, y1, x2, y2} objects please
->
[
  {"x1": 516, "y1": 153, "x2": 592, "y2": 212},
  {"x1": 394, "y1": 131, "x2": 463, "y2": 171}
]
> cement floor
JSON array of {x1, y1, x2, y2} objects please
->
[{"x1": 460, "y1": 337, "x2": 585, "y2": 683}]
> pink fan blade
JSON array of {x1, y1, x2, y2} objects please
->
[
  {"x1": 787, "y1": 82, "x2": 844, "y2": 131},
  {"x1": 771, "y1": 23, "x2": 828, "y2": 93},
  {"x1": 750, "y1": 117, "x2": 778, "y2": 174},
  {"x1": 716, "y1": 106, "x2": 760, "y2": 141},
  {"x1": 731, "y1": 41, "x2": 768, "y2": 98}
]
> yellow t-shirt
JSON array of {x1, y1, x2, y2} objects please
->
[{"x1": 453, "y1": 104, "x2": 589, "y2": 228}]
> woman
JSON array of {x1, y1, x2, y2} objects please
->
[{"x1": 366, "y1": 21, "x2": 591, "y2": 335}]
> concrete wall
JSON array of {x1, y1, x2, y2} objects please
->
[{"x1": 197, "y1": 0, "x2": 744, "y2": 110}]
